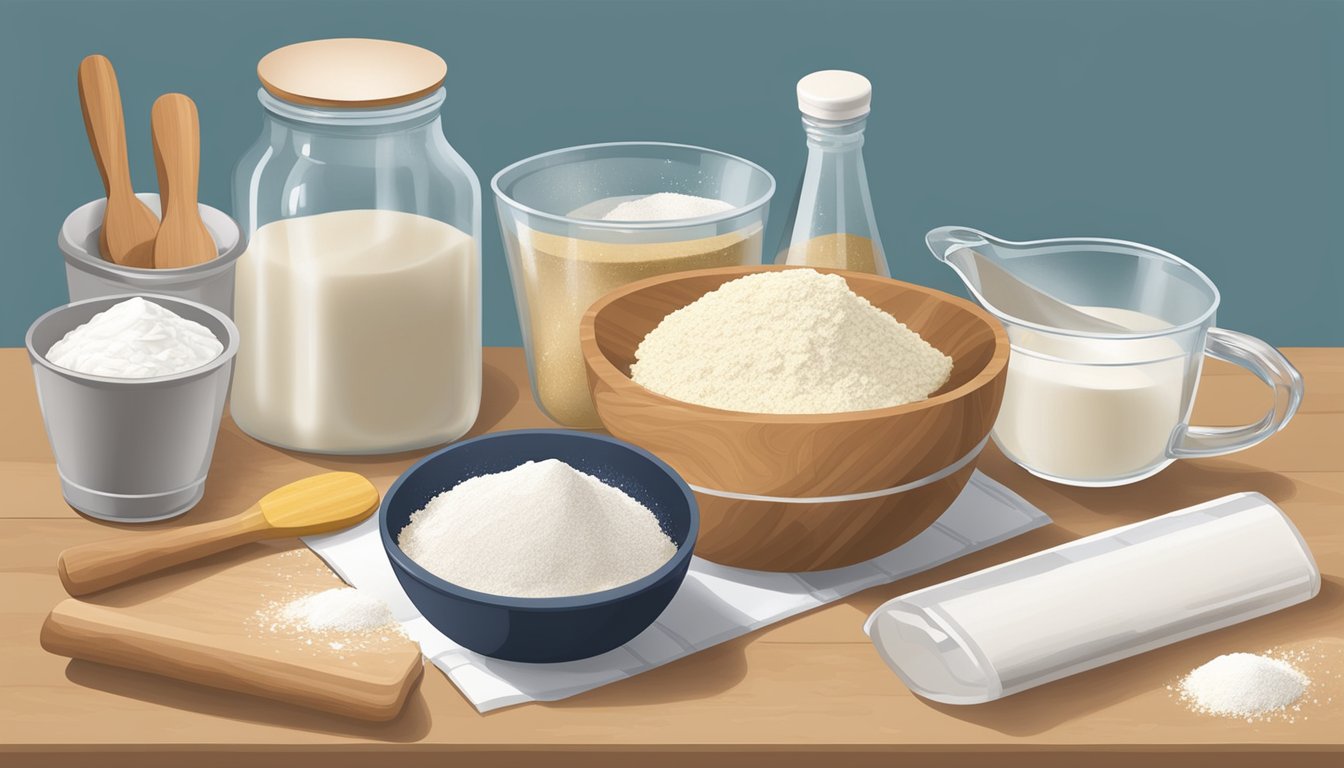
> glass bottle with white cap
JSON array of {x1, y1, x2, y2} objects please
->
[{"x1": 775, "y1": 70, "x2": 889, "y2": 276}]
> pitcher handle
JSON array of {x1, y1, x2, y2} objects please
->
[{"x1": 1168, "y1": 328, "x2": 1304, "y2": 459}]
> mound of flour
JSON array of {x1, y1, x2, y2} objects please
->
[
  {"x1": 630, "y1": 269, "x2": 952, "y2": 414},
  {"x1": 397, "y1": 459, "x2": 676, "y2": 598},
  {"x1": 46, "y1": 296, "x2": 222, "y2": 378}
]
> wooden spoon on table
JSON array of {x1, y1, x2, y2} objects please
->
[
  {"x1": 151, "y1": 93, "x2": 216, "y2": 268},
  {"x1": 77, "y1": 54, "x2": 158, "y2": 268},
  {"x1": 57, "y1": 472, "x2": 380, "y2": 597}
]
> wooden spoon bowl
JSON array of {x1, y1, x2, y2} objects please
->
[{"x1": 580, "y1": 265, "x2": 1010, "y2": 571}]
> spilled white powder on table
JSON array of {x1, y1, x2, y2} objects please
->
[
  {"x1": 247, "y1": 552, "x2": 407, "y2": 661},
  {"x1": 1177, "y1": 652, "x2": 1310, "y2": 721},
  {"x1": 398, "y1": 459, "x2": 676, "y2": 598},
  {"x1": 46, "y1": 296, "x2": 222, "y2": 378},
  {"x1": 602, "y1": 192, "x2": 734, "y2": 222},
  {"x1": 630, "y1": 268, "x2": 953, "y2": 414},
  {"x1": 281, "y1": 587, "x2": 395, "y2": 633}
]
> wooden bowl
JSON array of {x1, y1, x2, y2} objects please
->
[{"x1": 579, "y1": 265, "x2": 1009, "y2": 572}]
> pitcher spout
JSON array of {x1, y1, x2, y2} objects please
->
[
  {"x1": 924, "y1": 226, "x2": 992, "y2": 263},
  {"x1": 924, "y1": 225, "x2": 1134, "y2": 335}
]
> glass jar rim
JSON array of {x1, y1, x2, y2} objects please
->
[
  {"x1": 257, "y1": 87, "x2": 445, "y2": 126},
  {"x1": 491, "y1": 141, "x2": 776, "y2": 232}
]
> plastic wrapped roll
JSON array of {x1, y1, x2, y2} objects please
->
[{"x1": 864, "y1": 492, "x2": 1319, "y2": 704}]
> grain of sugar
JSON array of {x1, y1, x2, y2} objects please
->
[
  {"x1": 397, "y1": 458, "x2": 676, "y2": 598},
  {"x1": 630, "y1": 268, "x2": 953, "y2": 414}
]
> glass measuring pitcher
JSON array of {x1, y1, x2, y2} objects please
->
[{"x1": 926, "y1": 226, "x2": 1303, "y2": 487}]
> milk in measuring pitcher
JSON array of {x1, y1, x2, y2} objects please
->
[{"x1": 993, "y1": 306, "x2": 1188, "y2": 482}]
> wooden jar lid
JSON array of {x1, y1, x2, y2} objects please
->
[{"x1": 257, "y1": 38, "x2": 446, "y2": 108}]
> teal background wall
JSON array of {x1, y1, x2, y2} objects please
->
[{"x1": 1, "y1": 0, "x2": 1339, "y2": 347}]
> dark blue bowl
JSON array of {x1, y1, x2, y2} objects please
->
[{"x1": 379, "y1": 429, "x2": 699, "y2": 663}]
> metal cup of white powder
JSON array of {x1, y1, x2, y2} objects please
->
[{"x1": 25, "y1": 294, "x2": 239, "y2": 522}]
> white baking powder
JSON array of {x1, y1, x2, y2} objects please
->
[
  {"x1": 397, "y1": 459, "x2": 676, "y2": 598},
  {"x1": 601, "y1": 192, "x2": 734, "y2": 222},
  {"x1": 1178, "y1": 652, "x2": 1310, "y2": 719},
  {"x1": 46, "y1": 296, "x2": 222, "y2": 378},
  {"x1": 630, "y1": 268, "x2": 952, "y2": 414},
  {"x1": 281, "y1": 587, "x2": 394, "y2": 633}
]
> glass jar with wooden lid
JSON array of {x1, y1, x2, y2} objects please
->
[{"x1": 232, "y1": 38, "x2": 481, "y2": 454}]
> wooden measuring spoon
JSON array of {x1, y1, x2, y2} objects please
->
[
  {"x1": 78, "y1": 54, "x2": 158, "y2": 268},
  {"x1": 57, "y1": 472, "x2": 379, "y2": 597},
  {"x1": 151, "y1": 93, "x2": 216, "y2": 268}
]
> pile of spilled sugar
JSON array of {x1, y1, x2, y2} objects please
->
[
  {"x1": 601, "y1": 192, "x2": 734, "y2": 222},
  {"x1": 1176, "y1": 652, "x2": 1311, "y2": 721},
  {"x1": 282, "y1": 587, "x2": 394, "y2": 634},
  {"x1": 630, "y1": 268, "x2": 952, "y2": 414},
  {"x1": 254, "y1": 586, "x2": 402, "y2": 655},
  {"x1": 397, "y1": 458, "x2": 676, "y2": 598}
]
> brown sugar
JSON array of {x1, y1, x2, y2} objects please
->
[
  {"x1": 780, "y1": 233, "x2": 883, "y2": 274},
  {"x1": 511, "y1": 225, "x2": 763, "y2": 427}
]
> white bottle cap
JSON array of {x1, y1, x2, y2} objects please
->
[{"x1": 797, "y1": 70, "x2": 872, "y2": 120}]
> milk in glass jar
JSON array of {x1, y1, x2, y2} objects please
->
[{"x1": 232, "y1": 39, "x2": 481, "y2": 454}]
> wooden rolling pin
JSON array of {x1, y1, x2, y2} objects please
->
[
  {"x1": 40, "y1": 600, "x2": 423, "y2": 721},
  {"x1": 58, "y1": 472, "x2": 379, "y2": 596}
]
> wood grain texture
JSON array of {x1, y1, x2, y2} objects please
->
[
  {"x1": 77, "y1": 55, "x2": 157, "y2": 268},
  {"x1": 256, "y1": 38, "x2": 446, "y2": 108},
  {"x1": 0, "y1": 347, "x2": 1340, "y2": 763},
  {"x1": 39, "y1": 599, "x2": 419, "y2": 720},
  {"x1": 580, "y1": 266, "x2": 1010, "y2": 570},
  {"x1": 57, "y1": 505, "x2": 268, "y2": 596},
  {"x1": 695, "y1": 463, "x2": 975, "y2": 570},
  {"x1": 55, "y1": 471, "x2": 378, "y2": 595},
  {"x1": 4, "y1": 754, "x2": 1344, "y2": 768},
  {"x1": 150, "y1": 93, "x2": 215, "y2": 268}
]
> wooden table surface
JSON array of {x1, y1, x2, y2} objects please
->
[{"x1": 2, "y1": 347, "x2": 1341, "y2": 766}]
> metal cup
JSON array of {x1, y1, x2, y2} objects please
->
[
  {"x1": 58, "y1": 193, "x2": 245, "y2": 317},
  {"x1": 25, "y1": 294, "x2": 239, "y2": 523}
]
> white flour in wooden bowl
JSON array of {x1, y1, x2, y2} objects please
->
[{"x1": 630, "y1": 268, "x2": 952, "y2": 414}]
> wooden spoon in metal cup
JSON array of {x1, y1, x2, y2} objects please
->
[
  {"x1": 151, "y1": 93, "x2": 216, "y2": 268},
  {"x1": 78, "y1": 54, "x2": 158, "y2": 268},
  {"x1": 57, "y1": 472, "x2": 379, "y2": 597}
]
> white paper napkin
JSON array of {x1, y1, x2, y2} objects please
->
[{"x1": 303, "y1": 469, "x2": 1050, "y2": 712}]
